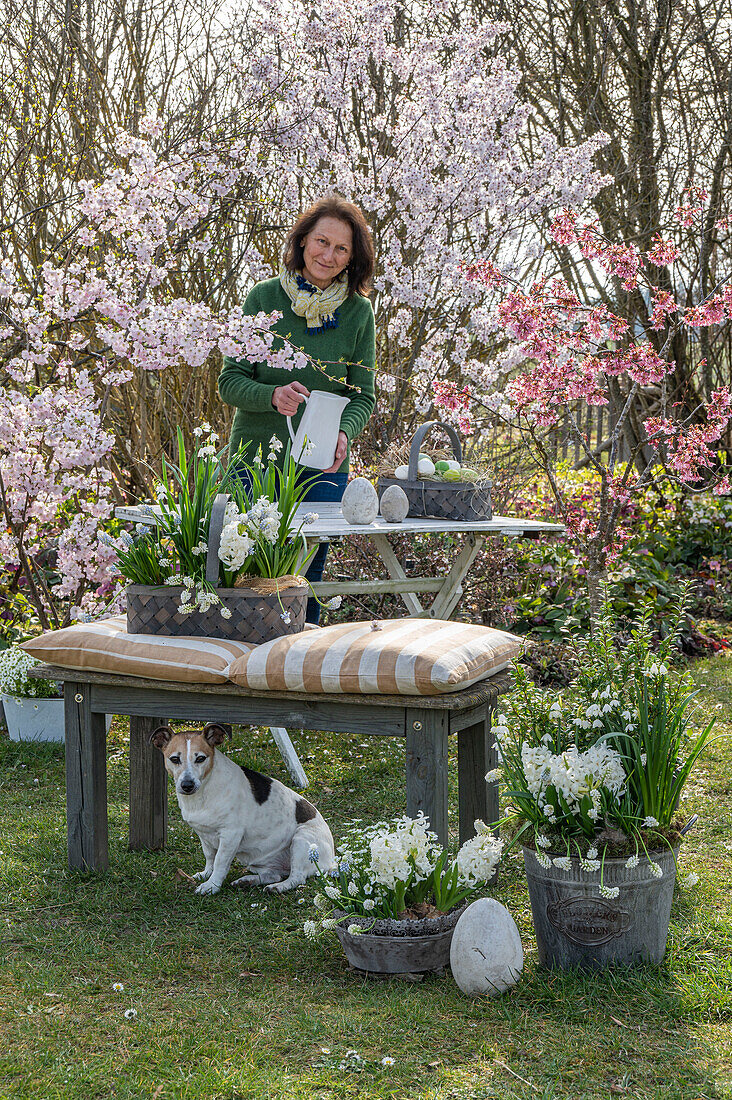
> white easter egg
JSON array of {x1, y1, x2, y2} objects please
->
[
  {"x1": 394, "y1": 465, "x2": 410, "y2": 480},
  {"x1": 417, "y1": 457, "x2": 436, "y2": 477},
  {"x1": 341, "y1": 477, "x2": 379, "y2": 524},
  {"x1": 450, "y1": 899, "x2": 523, "y2": 997},
  {"x1": 445, "y1": 459, "x2": 461, "y2": 471}
]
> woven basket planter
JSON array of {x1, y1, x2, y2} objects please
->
[
  {"x1": 377, "y1": 420, "x2": 492, "y2": 521},
  {"x1": 126, "y1": 493, "x2": 308, "y2": 644}
]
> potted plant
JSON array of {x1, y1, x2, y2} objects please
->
[
  {"x1": 495, "y1": 594, "x2": 715, "y2": 969},
  {"x1": 0, "y1": 646, "x2": 64, "y2": 742},
  {"x1": 303, "y1": 812, "x2": 503, "y2": 974},
  {"x1": 113, "y1": 427, "x2": 325, "y2": 643}
]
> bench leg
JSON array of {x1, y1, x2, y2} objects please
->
[
  {"x1": 129, "y1": 716, "x2": 168, "y2": 851},
  {"x1": 268, "y1": 727, "x2": 309, "y2": 788},
  {"x1": 64, "y1": 683, "x2": 109, "y2": 871},
  {"x1": 457, "y1": 705, "x2": 498, "y2": 846},
  {"x1": 406, "y1": 708, "x2": 448, "y2": 847}
]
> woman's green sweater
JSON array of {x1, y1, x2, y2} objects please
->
[{"x1": 218, "y1": 277, "x2": 376, "y2": 471}]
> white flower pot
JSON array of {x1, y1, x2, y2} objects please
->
[{"x1": 2, "y1": 695, "x2": 112, "y2": 743}]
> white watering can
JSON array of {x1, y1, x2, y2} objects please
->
[{"x1": 287, "y1": 389, "x2": 350, "y2": 469}]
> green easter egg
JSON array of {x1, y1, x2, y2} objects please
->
[
  {"x1": 460, "y1": 467, "x2": 478, "y2": 480},
  {"x1": 442, "y1": 468, "x2": 461, "y2": 482},
  {"x1": 434, "y1": 460, "x2": 450, "y2": 473},
  {"x1": 418, "y1": 451, "x2": 431, "y2": 461}
]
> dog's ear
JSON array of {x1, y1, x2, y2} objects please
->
[
  {"x1": 202, "y1": 722, "x2": 230, "y2": 746},
  {"x1": 150, "y1": 724, "x2": 175, "y2": 749}
]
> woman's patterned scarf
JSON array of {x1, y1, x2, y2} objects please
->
[{"x1": 279, "y1": 265, "x2": 349, "y2": 333}]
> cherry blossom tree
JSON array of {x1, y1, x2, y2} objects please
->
[
  {"x1": 0, "y1": 122, "x2": 308, "y2": 627},
  {"x1": 462, "y1": 200, "x2": 732, "y2": 615},
  {"x1": 222, "y1": 0, "x2": 608, "y2": 449}
]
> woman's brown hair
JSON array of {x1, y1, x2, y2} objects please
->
[{"x1": 282, "y1": 195, "x2": 375, "y2": 297}]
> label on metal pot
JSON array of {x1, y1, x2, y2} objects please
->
[{"x1": 546, "y1": 896, "x2": 632, "y2": 946}]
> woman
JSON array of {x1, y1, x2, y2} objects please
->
[{"x1": 218, "y1": 195, "x2": 376, "y2": 622}]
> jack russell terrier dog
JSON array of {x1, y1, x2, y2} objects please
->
[{"x1": 151, "y1": 722, "x2": 336, "y2": 895}]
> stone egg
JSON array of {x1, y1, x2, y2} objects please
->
[
  {"x1": 341, "y1": 477, "x2": 379, "y2": 525},
  {"x1": 379, "y1": 484, "x2": 410, "y2": 524},
  {"x1": 394, "y1": 464, "x2": 410, "y2": 480},
  {"x1": 449, "y1": 898, "x2": 523, "y2": 997}
]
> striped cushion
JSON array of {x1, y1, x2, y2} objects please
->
[
  {"x1": 227, "y1": 619, "x2": 522, "y2": 695},
  {"x1": 20, "y1": 616, "x2": 255, "y2": 685}
]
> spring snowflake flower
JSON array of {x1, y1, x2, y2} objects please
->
[
  {"x1": 220, "y1": 607, "x2": 232, "y2": 619},
  {"x1": 325, "y1": 596, "x2": 342, "y2": 610},
  {"x1": 643, "y1": 816, "x2": 659, "y2": 828},
  {"x1": 484, "y1": 768, "x2": 502, "y2": 783},
  {"x1": 347, "y1": 924, "x2": 363, "y2": 936},
  {"x1": 111, "y1": 983, "x2": 124, "y2": 992},
  {"x1": 625, "y1": 854, "x2": 639, "y2": 869},
  {"x1": 124, "y1": 1008, "x2": 137, "y2": 1019},
  {"x1": 553, "y1": 856, "x2": 572, "y2": 871},
  {"x1": 535, "y1": 850, "x2": 552, "y2": 869},
  {"x1": 313, "y1": 893, "x2": 327, "y2": 910},
  {"x1": 649, "y1": 862, "x2": 663, "y2": 879},
  {"x1": 321, "y1": 918, "x2": 338, "y2": 930},
  {"x1": 684, "y1": 873, "x2": 699, "y2": 888},
  {"x1": 580, "y1": 857, "x2": 601, "y2": 872},
  {"x1": 586, "y1": 847, "x2": 598, "y2": 860},
  {"x1": 535, "y1": 834, "x2": 551, "y2": 849},
  {"x1": 281, "y1": 612, "x2": 292, "y2": 625},
  {"x1": 363, "y1": 898, "x2": 375, "y2": 911},
  {"x1": 599, "y1": 884, "x2": 619, "y2": 899},
  {"x1": 324, "y1": 884, "x2": 340, "y2": 900},
  {"x1": 303, "y1": 920, "x2": 319, "y2": 940}
]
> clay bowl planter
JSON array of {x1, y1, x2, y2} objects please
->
[
  {"x1": 523, "y1": 846, "x2": 679, "y2": 969},
  {"x1": 334, "y1": 905, "x2": 467, "y2": 974}
]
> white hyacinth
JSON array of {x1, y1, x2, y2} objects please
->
[
  {"x1": 520, "y1": 742, "x2": 627, "y2": 817},
  {"x1": 455, "y1": 822, "x2": 503, "y2": 886},
  {"x1": 218, "y1": 521, "x2": 254, "y2": 570}
]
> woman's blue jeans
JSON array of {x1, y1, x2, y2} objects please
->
[{"x1": 230, "y1": 468, "x2": 347, "y2": 624}]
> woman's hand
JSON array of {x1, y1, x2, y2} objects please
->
[
  {"x1": 323, "y1": 430, "x2": 348, "y2": 473},
  {"x1": 272, "y1": 381, "x2": 310, "y2": 416}
]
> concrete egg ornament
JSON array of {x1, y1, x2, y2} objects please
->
[
  {"x1": 379, "y1": 484, "x2": 409, "y2": 524},
  {"x1": 449, "y1": 898, "x2": 524, "y2": 996},
  {"x1": 341, "y1": 477, "x2": 379, "y2": 525}
]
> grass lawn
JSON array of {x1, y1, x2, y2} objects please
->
[{"x1": 2, "y1": 653, "x2": 732, "y2": 1100}]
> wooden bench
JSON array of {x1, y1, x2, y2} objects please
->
[{"x1": 30, "y1": 664, "x2": 511, "y2": 871}]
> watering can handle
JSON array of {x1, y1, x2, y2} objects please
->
[{"x1": 286, "y1": 393, "x2": 308, "y2": 446}]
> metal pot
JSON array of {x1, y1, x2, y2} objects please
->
[{"x1": 523, "y1": 846, "x2": 679, "y2": 969}]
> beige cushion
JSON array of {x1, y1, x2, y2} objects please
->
[
  {"x1": 227, "y1": 618, "x2": 522, "y2": 695},
  {"x1": 20, "y1": 616, "x2": 255, "y2": 685}
]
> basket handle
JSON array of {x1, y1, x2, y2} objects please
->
[
  {"x1": 206, "y1": 492, "x2": 230, "y2": 585},
  {"x1": 407, "y1": 421, "x2": 462, "y2": 480}
]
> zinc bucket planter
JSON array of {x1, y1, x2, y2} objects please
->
[
  {"x1": 2, "y1": 695, "x2": 65, "y2": 743},
  {"x1": 3, "y1": 696, "x2": 113, "y2": 743},
  {"x1": 334, "y1": 905, "x2": 466, "y2": 974},
  {"x1": 523, "y1": 846, "x2": 679, "y2": 969}
]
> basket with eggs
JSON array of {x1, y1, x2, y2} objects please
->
[{"x1": 376, "y1": 421, "x2": 493, "y2": 521}]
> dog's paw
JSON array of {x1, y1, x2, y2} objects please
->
[
  {"x1": 194, "y1": 879, "x2": 221, "y2": 896},
  {"x1": 231, "y1": 874, "x2": 260, "y2": 889},
  {"x1": 265, "y1": 879, "x2": 301, "y2": 894},
  {"x1": 191, "y1": 869, "x2": 212, "y2": 883}
]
